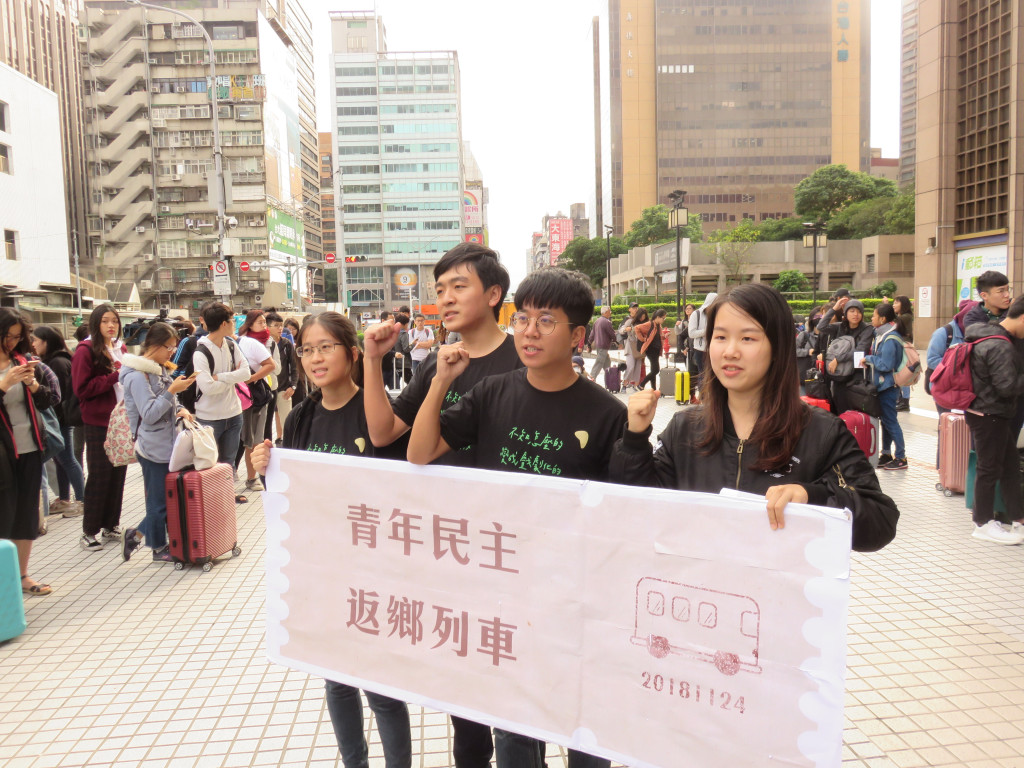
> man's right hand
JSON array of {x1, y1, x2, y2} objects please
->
[
  {"x1": 435, "y1": 343, "x2": 470, "y2": 385},
  {"x1": 627, "y1": 389, "x2": 661, "y2": 433},
  {"x1": 363, "y1": 320, "x2": 400, "y2": 361}
]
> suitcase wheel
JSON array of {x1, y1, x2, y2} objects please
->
[
  {"x1": 174, "y1": 561, "x2": 184, "y2": 571},
  {"x1": 232, "y1": 546, "x2": 242, "y2": 557},
  {"x1": 202, "y1": 562, "x2": 213, "y2": 573},
  {"x1": 944, "y1": 489, "x2": 953, "y2": 498},
  {"x1": 935, "y1": 483, "x2": 944, "y2": 492}
]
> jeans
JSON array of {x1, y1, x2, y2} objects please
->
[
  {"x1": 324, "y1": 680, "x2": 411, "y2": 768},
  {"x1": 494, "y1": 729, "x2": 610, "y2": 768},
  {"x1": 901, "y1": 385, "x2": 911, "y2": 400},
  {"x1": 198, "y1": 414, "x2": 243, "y2": 469},
  {"x1": 878, "y1": 387, "x2": 905, "y2": 460},
  {"x1": 589, "y1": 349, "x2": 611, "y2": 380},
  {"x1": 53, "y1": 423, "x2": 85, "y2": 501},
  {"x1": 136, "y1": 454, "x2": 169, "y2": 550},
  {"x1": 451, "y1": 716, "x2": 493, "y2": 768},
  {"x1": 965, "y1": 411, "x2": 1022, "y2": 526}
]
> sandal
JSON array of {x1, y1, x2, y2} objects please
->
[
  {"x1": 21, "y1": 576, "x2": 52, "y2": 596},
  {"x1": 235, "y1": 494, "x2": 248, "y2": 504}
]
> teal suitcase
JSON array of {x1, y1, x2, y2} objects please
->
[{"x1": 0, "y1": 539, "x2": 27, "y2": 642}]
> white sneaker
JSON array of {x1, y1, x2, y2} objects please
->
[
  {"x1": 972, "y1": 520, "x2": 1023, "y2": 545},
  {"x1": 79, "y1": 534, "x2": 103, "y2": 551},
  {"x1": 244, "y1": 478, "x2": 264, "y2": 492},
  {"x1": 1011, "y1": 521, "x2": 1024, "y2": 543}
]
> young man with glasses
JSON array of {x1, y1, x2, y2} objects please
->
[
  {"x1": 362, "y1": 243, "x2": 520, "y2": 768},
  {"x1": 407, "y1": 267, "x2": 625, "y2": 768}
]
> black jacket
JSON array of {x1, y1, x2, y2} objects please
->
[
  {"x1": 609, "y1": 405, "x2": 899, "y2": 552},
  {"x1": 965, "y1": 322, "x2": 1024, "y2": 419},
  {"x1": 963, "y1": 302, "x2": 1002, "y2": 329},
  {"x1": 43, "y1": 349, "x2": 77, "y2": 427},
  {"x1": 274, "y1": 337, "x2": 299, "y2": 393},
  {"x1": 282, "y1": 388, "x2": 320, "y2": 449}
]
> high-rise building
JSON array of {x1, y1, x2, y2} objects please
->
[
  {"x1": 608, "y1": 0, "x2": 871, "y2": 234},
  {"x1": 330, "y1": 10, "x2": 464, "y2": 313},
  {"x1": 898, "y1": 0, "x2": 918, "y2": 188},
  {"x1": 0, "y1": 0, "x2": 90, "y2": 277},
  {"x1": 318, "y1": 131, "x2": 336, "y2": 256},
  {"x1": 913, "y1": 0, "x2": 1024, "y2": 339},
  {"x1": 81, "y1": 0, "x2": 317, "y2": 311}
]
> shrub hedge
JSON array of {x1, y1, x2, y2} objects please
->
[{"x1": 596, "y1": 298, "x2": 883, "y2": 326}]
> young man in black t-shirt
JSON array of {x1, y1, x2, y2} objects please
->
[
  {"x1": 408, "y1": 268, "x2": 625, "y2": 768},
  {"x1": 362, "y1": 243, "x2": 519, "y2": 768}
]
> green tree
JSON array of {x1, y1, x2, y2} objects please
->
[
  {"x1": 623, "y1": 205, "x2": 702, "y2": 248},
  {"x1": 756, "y1": 217, "x2": 806, "y2": 242},
  {"x1": 826, "y1": 197, "x2": 894, "y2": 239},
  {"x1": 884, "y1": 187, "x2": 915, "y2": 234},
  {"x1": 794, "y1": 164, "x2": 896, "y2": 222},
  {"x1": 708, "y1": 219, "x2": 758, "y2": 285},
  {"x1": 773, "y1": 270, "x2": 811, "y2": 293},
  {"x1": 558, "y1": 234, "x2": 627, "y2": 287},
  {"x1": 869, "y1": 280, "x2": 898, "y2": 298}
]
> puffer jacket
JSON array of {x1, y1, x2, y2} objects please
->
[
  {"x1": 964, "y1": 322, "x2": 1024, "y2": 419},
  {"x1": 609, "y1": 405, "x2": 900, "y2": 552},
  {"x1": 120, "y1": 354, "x2": 179, "y2": 463}
]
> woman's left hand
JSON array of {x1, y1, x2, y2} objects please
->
[
  {"x1": 177, "y1": 408, "x2": 195, "y2": 423},
  {"x1": 764, "y1": 484, "x2": 808, "y2": 531}
]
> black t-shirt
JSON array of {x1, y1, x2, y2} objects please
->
[
  {"x1": 440, "y1": 368, "x2": 628, "y2": 481},
  {"x1": 304, "y1": 390, "x2": 403, "y2": 460},
  {"x1": 391, "y1": 333, "x2": 523, "y2": 466}
]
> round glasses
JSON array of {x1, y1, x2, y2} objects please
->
[{"x1": 509, "y1": 313, "x2": 569, "y2": 335}]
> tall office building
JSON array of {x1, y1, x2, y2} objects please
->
[
  {"x1": 608, "y1": 0, "x2": 870, "y2": 234},
  {"x1": 914, "y1": 0, "x2": 1024, "y2": 339},
  {"x1": 0, "y1": 0, "x2": 91, "y2": 276},
  {"x1": 319, "y1": 132, "x2": 336, "y2": 255},
  {"x1": 898, "y1": 0, "x2": 918, "y2": 188},
  {"x1": 330, "y1": 10, "x2": 464, "y2": 313},
  {"x1": 81, "y1": 0, "x2": 317, "y2": 311}
]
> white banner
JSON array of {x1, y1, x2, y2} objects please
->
[{"x1": 264, "y1": 452, "x2": 851, "y2": 768}]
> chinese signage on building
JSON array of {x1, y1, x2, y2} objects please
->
[
  {"x1": 548, "y1": 217, "x2": 573, "y2": 265},
  {"x1": 463, "y1": 184, "x2": 483, "y2": 229},
  {"x1": 267, "y1": 207, "x2": 303, "y2": 260}
]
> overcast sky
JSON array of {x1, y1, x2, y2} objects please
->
[{"x1": 307, "y1": 0, "x2": 902, "y2": 290}]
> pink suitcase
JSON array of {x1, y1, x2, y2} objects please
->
[
  {"x1": 165, "y1": 464, "x2": 241, "y2": 571},
  {"x1": 840, "y1": 411, "x2": 880, "y2": 467},
  {"x1": 937, "y1": 411, "x2": 970, "y2": 496}
]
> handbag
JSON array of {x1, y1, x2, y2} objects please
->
[
  {"x1": 168, "y1": 419, "x2": 219, "y2": 472},
  {"x1": 236, "y1": 382, "x2": 252, "y2": 410},
  {"x1": 844, "y1": 379, "x2": 882, "y2": 418},
  {"x1": 38, "y1": 405, "x2": 65, "y2": 462},
  {"x1": 804, "y1": 370, "x2": 830, "y2": 401},
  {"x1": 103, "y1": 400, "x2": 137, "y2": 467}
]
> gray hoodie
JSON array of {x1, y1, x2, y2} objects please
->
[
  {"x1": 689, "y1": 292, "x2": 718, "y2": 352},
  {"x1": 119, "y1": 354, "x2": 179, "y2": 463}
]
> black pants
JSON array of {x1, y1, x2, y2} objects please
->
[
  {"x1": 966, "y1": 411, "x2": 1022, "y2": 526},
  {"x1": 83, "y1": 424, "x2": 127, "y2": 536},
  {"x1": 640, "y1": 350, "x2": 661, "y2": 389},
  {"x1": 0, "y1": 449, "x2": 43, "y2": 540},
  {"x1": 451, "y1": 716, "x2": 493, "y2": 768}
]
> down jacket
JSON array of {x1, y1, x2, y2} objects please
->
[
  {"x1": 964, "y1": 322, "x2": 1024, "y2": 419},
  {"x1": 609, "y1": 404, "x2": 900, "y2": 552}
]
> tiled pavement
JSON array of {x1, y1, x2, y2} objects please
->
[{"x1": 2, "y1": 378, "x2": 1023, "y2": 768}]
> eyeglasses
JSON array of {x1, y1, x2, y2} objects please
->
[
  {"x1": 163, "y1": 345, "x2": 178, "y2": 353},
  {"x1": 509, "y1": 313, "x2": 568, "y2": 336},
  {"x1": 296, "y1": 341, "x2": 346, "y2": 358}
]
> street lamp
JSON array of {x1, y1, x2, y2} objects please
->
[
  {"x1": 802, "y1": 221, "x2": 826, "y2": 307},
  {"x1": 126, "y1": 0, "x2": 228, "y2": 293},
  {"x1": 667, "y1": 189, "x2": 688, "y2": 322},
  {"x1": 604, "y1": 224, "x2": 614, "y2": 305}
]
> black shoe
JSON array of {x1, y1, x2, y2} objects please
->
[
  {"x1": 895, "y1": 398, "x2": 910, "y2": 412},
  {"x1": 878, "y1": 454, "x2": 894, "y2": 468},
  {"x1": 883, "y1": 458, "x2": 908, "y2": 471}
]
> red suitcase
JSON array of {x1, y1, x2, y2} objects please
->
[
  {"x1": 840, "y1": 411, "x2": 881, "y2": 467},
  {"x1": 165, "y1": 464, "x2": 241, "y2": 571},
  {"x1": 937, "y1": 411, "x2": 970, "y2": 496},
  {"x1": 801, "y1": 396, "x2": 830, "y2": 411}
]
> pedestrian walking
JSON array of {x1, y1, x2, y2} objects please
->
[{"x1": 588, "y1": 305, "x2": 616, "y2": 384}]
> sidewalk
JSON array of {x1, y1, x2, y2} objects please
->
[{"x1": 2, "y1": 388, "x2": 1023, "y2": 768}]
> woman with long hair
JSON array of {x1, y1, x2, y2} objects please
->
[
  {"x1": 251, "y1": 312, "x2": 411, "y2": 768},
  {"x1": 71, "y1": 303, "x2": 128, "y2": 551},
  {"x1": 610, "y1": 283, "x2": 899, "y2": 553},
  {"x1": 234, "y1": 309, "x2": 276, "y2": 493},
  {"x1": 31, "y1": 325, "x2": 86, "y2": 516},
  {"x1": 635, "y1": 308, "x2": 668, "y2": 390},
  {"x1": 119, "y1": 322, "x2": 198, "y2": 562},
  {"x1": 1, "y1": 308, "x2": 58, "y2": 594}
]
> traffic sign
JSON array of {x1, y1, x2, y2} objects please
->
[
  {"x1": 325, "y1": 252, "x2": 336, "y2": 264},
  {"x1": 212, "y1": 260, "x2": 228, "y2": 275},
  {"x1": 240, "y1": 261, "x2": 250, "y2": 272},
  {"x1": 212, "y1": 259, "x2": 231, "y2": 296}
]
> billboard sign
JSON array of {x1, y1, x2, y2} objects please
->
[
  {"x1": 268, "y1": 207, "x2": 304, "y2": 260},
  {"x1": 463, "y1": 184, "x2": 483, "y2": 228},
  {"x1": 956, "y1": 244, "x2": 1007, "y2": 305},
  {"x1": 548, "y1": 217, "x2": 573, "y2": 265},
  {"x1": 258, "y1": 12, "x2": 302, "y2": 204}
]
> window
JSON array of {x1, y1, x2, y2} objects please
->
[
  {"x1": 350, "y1": 289, "x2": 384, "y2": 304},
  {"x1": 347, "y1": 266, "x2": 384, "y2": 284},
  {"x1": 0, "y1": 143, "x2": 9, "y2": 174},
  {"x1": 336, "y1": 86, "x2": 377, "y2": 97},
  {"x1": 211, "y1": 25, "x2": 242, "y2": 40},
  {"x1": 4, "y1": 230, "x2": 17, "y2": 260},
  {"x1": 0, "y1": 101, "x2": 7, "y2": 132}
]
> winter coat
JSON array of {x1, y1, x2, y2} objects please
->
[
  {"x1": 963, "y1": 301, "x2": 1003, "y2": 329},
  {"x1": 862, "y1": 324, "x2": 903, "y2": 392},
  {"x1": 120, "y1": 354, "x2": 179, "y2": 463},
  {"x1": 274, "y1": 337, "x2": 299, "y2": 393},
  {"x1": 0, "y1": 354, "x2": 55, "y2": 462},
  {"x1": 609, "y1": 405, "x2": 900, "y2": 552},
  {"x1": 964, "y1": 322, "x2": 1024, "y2": 419},
  {"x1": 72, "y1": 342, "x2": 123, "y2": 426}
]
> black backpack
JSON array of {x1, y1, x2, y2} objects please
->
[{"x1": 178, "y1": 338, "x2": 238, "y2": 414}]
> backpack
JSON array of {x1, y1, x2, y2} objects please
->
[
  {"x1": 825, "y1": 335, "x2": 856, "y2": 380},
  {"x1": 929, "y1": 334, "x2": 1012, "y2": 411},
  {"x1": 924, "y1": 323, "x2": 954, "y2": 395},
  {"x1": 103, "y1": 400, "x2": 137, "y2": 467},
  {"x1": 883, "y1": 332, "x2": 922, "y2": 388},
  {"x1": 180, "y1": 338, "x2": 238, "y2": 414}
]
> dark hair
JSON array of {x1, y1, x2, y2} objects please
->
[
  {"x1": 284, "y1": 318, "x2": 300, "y2": 332},
  {"x1": 201, "y1": 302, "x2": 234, "y2": 332},
  {"x1": 698, "y1": 283, "x2": 808, "y2": 472},
  {"x1": 414, "y1": 313, "x2": 425, "y2": 321},
  {"x1": 0, "y1": 308, "x2": 33, "y2": 357},
  {"x1": 380, "y1": 310, "x2": 391, "y2": 322},
  {"x1": 237, "y1": 309, "x2": 265, "y2": 337},
  {"x1": 398, "y1": 305, "x2": 410, "y2": 314},
  {"x1": 31, "y1": 325, "x2": 69, "y2": 361},
  {"x1": 173, "y1": 318, "x2": 195, "y2": 336},
  {"x1": 893, "y1": 295, "x2": 913, "y2": 317},
  {"x1": 976, "y1": 271, "x2": 1009, "y2": 294},
  {"x1": 830, "y1": 288, "x2": 851, "y2": 301},
  {"x1": 433, "y1": 243, "x2": 511, "y2": 320},
  {"x1": 295, "y1": 311, "x2": 363, "y2": 388},
  {"x1": 394, "y1": 313, "x2": 410, "y2": 327},
  {"x1": 74, "y1": 323, "x2": 90, "y2": 343},
  {"x1": 874, "y1": 302, "x2": 896, "y2": 324},
  {"x1": 142, "y1": 322, "x2": 177, "y2": 351},
  {"x1": 685, "y1": 303, "x2": 696, "y2": 312},
  {"x1": 634, "y1": 307, "x2": 650, "y2": 325},
  {"x1": 264, "y1": 311, "x2": 283, "y2": 325},
  {"x1": 87, "y1": 304, "x2": 121, "y2": 374},
  {"x1": 1006, "y1": 294, "x2": 1024, "y2": 319},
  {"x1": 514, "y1": 267, "x2": 595, "y2": 327},
  {"x1": 652, "y1": 309, "x2": 667, "y2": 321}
]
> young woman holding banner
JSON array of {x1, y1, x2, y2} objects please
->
[{"x1": 609, "y1": 283, "x2": 899, "y2": 553}]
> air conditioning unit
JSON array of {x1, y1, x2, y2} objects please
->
[
  {"x1": 144, "y1": 254, "x2": 155, "y2": 262},
  {"x1": 175, "y1": 85, "x2": 187, "y2": 93},
  {"x1": 160, "y1": 205, "x2": 171, "y2": 213},
  {"x1": 171, "y1": 174, "x2": 181, "y2": 181},
  {"x1": 254, "y1": 294, "x2": 263, "y2": 303},
  {"x1": 151, "y1": 85, "x2": 161, "y2": 94},
  {"x1": 180, "y1": 137, "x2": 191, "y2": 146},
  {"x1": 247, "y1": 281, "x2": 260, "y2": 290},
  {"x1": 148, "y1": 57, "x2": 158, "y2": 64},
  {"x1": 248, "y1": 220, "x2": 260, "y2": 227},
  {"x1": 134, "y1": 225, "x2": 146, "y2": 234},
  {"x1": 200, "y1": 172, "x2": 207, "y2": 179},
  {"x1": 139, "y1": 280, "x2": 153, "y2": 290}
]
